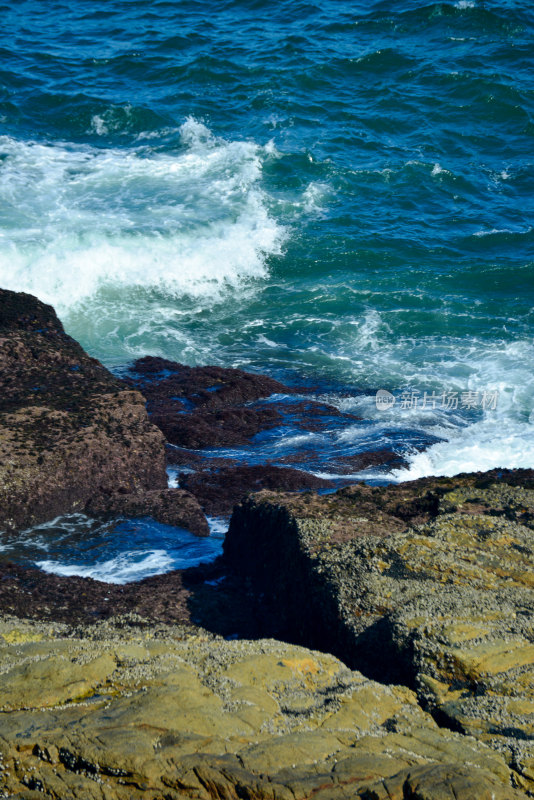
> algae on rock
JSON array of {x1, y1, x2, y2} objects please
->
[
  {"x1": 0, "y1": 614, "x2": 526, "y2": 799},
  {"x1": 224, "y1": 472, "x2": 534, "y2": 793}
]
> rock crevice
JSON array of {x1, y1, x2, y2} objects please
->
[{"x1": 222, "y1": 474, "x2": 534, "y2": 793}]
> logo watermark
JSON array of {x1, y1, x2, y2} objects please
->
[
  {"x1": 375, "y1": 389, "x2": 396, "y2": 411},
  {"x1": 376, "y1": 389, "x2": 499, "y2": 412}
]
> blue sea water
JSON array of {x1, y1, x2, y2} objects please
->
[{"x1": 0, "y1": 0, "x2": 533, "y2": 579}]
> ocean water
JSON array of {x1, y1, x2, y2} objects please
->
[
  {"x1": 0, "y1": 514, "x2": 224, "y2": 583},
  {"x1": 0, "y1": 0, "x2": 533, "y2": 579}
]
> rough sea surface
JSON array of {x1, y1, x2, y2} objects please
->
[{"x1": 0, "y1": 0, "x2": 532, "y2": 578}]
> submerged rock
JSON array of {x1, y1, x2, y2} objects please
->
[
  {"x1": 124, "y1": 354, "x2": 364, "y2": 455},
  {"x1": 0, "y1": 290, "x2": 205, "y2": 534},
  {"x1": 223, "y1": 470, "x2": 534, "y2": 793},
  {"x1": 124, "y1": 355, "x2": 290, "y2": 448},
  {"x1": 123, "y1": 355, "x2": 379, "y2": 512},
  {"x1": 0, "y1": 614, "x2": 526, "y2": 799}
]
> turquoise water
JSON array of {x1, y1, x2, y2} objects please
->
[{"x1": 0, "y1": 0, "x2": 533, "y2": 483}]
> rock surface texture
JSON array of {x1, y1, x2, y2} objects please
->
[
  {"x1": 124, "y1": 355, "x2": 292, "y2": 450},
  {"x1": 0, "y1": 290, "x2": 204, "y2": 532},
  {"x1": 224, "y1": 470, "x2": 534, "y2": 793},
  {"x1": 0, "y1": 615, "x2": 526, "y2": 799},
  {"x1": 123, "y1": 356, "x2": 399, "y2": 514}
]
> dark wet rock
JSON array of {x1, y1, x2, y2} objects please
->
[
  {"x1": 164, "y1": 445, "x2": 204, "y2": 466},
  {"x1": 124, "y1": 356, "x2": 377, "y2": 512},
  {"x1": 127, "y1": 355, "x2": 288, "y2": 408},
  {"x1": 123, "y1": 356, "x2": 361, "y2": 451},
  {"x1": 275, "y1": 446, "x2": 409, "y2": 475},
  {"x1": 223, "y1": 469, "x2": 534, "y2": 792},
  {"x1": 0, "y1": 289, "x2": 169, "y2": 531},
  {"x1": 0, "y1": 557, "x2": 262, "y2": 639},
  {"x1": 124, "y1": 356, "x2": 290, "y2": 448},
  {"x1": 154, "y1": 403, "x2": 282, "y2": 449},
  {"x1": 273, "y1": 397, "x2": 362, "y2": 432},
  {"x1": 0, "y1": 562, "x2": 193, "y2": 627},
  {"x1": 333, "y1": 447, "x2": 409, "y2": 473},
  {"x1": 86, "y1": 488, "x2": 209, "y2": 536},
  {"x1": 180, "y1": 464, "x2": 333, "y2": 515}
]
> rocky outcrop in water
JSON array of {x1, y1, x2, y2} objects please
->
[
  {"x1": 122, "y1": 355, "x2": 394, "y2": 513},
  {"x1": 124, "y1": 355, "x2": 291, "y2": 449},
  {"x1": 223, "y1": 470, "x2": 534, "y2": 793},
  {"x1": 0, "y1": 614, "x2": 526, "y2": 799},
  {"x1": 0, "y1": 290, "x2": 205, "y2": 533},
  {"x1": 87, "y1": 487, "x2": 209, "y2": 536},
  {"x1": 179, "y1": 464, "x2": 332, "y2": 515}
]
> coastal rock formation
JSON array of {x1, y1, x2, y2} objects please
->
[
  {"x1": 124, "y1": 355, "x2": 290, "y2": 449},
  {"x1": 124, "y1": 356, "x2": 364, "y2": 455},
  {"x1": 223, "y1": 470, "x2": 534, "y2": 793},
  {"x1": 87, "y1": 488, "x2": 209, "y2": 536},
  {"x1": 123, "y1": 355, "x2": 380, "y2": 511},
  {"x1": 0, "y1": 614, "x2": 526, "y2": 799},
  {"x1": 179, "y1": 464, "x2": 332, "y2": 515},
  {"x1": 0, "y1": 290, "x2": 205, "y2": 532}
]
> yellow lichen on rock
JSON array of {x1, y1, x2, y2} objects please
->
[{"x1": 0, "y1": 615, "x2": 527, "y2": 799}]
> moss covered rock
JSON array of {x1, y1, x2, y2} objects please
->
[
  {"x1": 0, "y1": 615, "x2": 526, "y2": 799},
  {"x1": 224, "y1": 472, "x2": 534, "y2": 791}
]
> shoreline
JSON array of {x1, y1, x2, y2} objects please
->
[{"x1": 1, "y1": 287, "x2": 532, "y2": 798}]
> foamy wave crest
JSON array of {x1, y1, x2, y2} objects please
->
[
  {"x1": 391, "y1": 339, "x2": 534, "y2": 479},
  {"x1": 318, "y1": 329, "x2": 534, "y2": 479},
  {"x1": 0, "y1": 118, "x2": 285, "y2": 313},
  {"x1": 36, "y1": 550, "x2": 174, "y2": 584},
  {"x1": 392, "y1": 417, "x2": 534, "y2": 480}
]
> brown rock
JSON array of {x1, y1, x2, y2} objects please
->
[
  {"x1": 0, "y1": 562, "x2": 195, "y2": 626},
  {"x1": 124, "y1": 356, "x2": 361, "y2": 451},
  {"x1": 154, "y1": 402, "x2": 282, "y2": 448},
  {"x1": 334, "y1": 448, "x2": 409, "y2": 473},
  {"x1": 180, "y1": 464, "x2": 332, "y2": 515},
  {"x1": 0, "y1": 289, "x2": 168, "y2": 531},
  {"x1": 359, "y1": 763, "x2": 524, "y2": 799},
  {"x1": 87, "y1": 488, "x2": 209, "y2": 536},
  {"x1": 125, "y1": 356, "x2": 290, "y2": 448}
]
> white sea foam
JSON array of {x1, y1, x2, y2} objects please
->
[
  {"x1": 36, "y1": 550, "x2": 175, "y2": 584},
  {"x1": 301, "y1": 182, "x2": 328, "y2": 214},
  {"x1": 390, "y1": 338, "x2": 534, "y2": 479},
  {"x1": 0, "y1": 119, "x2": 285, "y2": 315},
  {"x1": 166, "y1": 467, "x2": 180, "y2": 488},
  {"x1": 311, "y1": 326, "x2": 534, "y2": 479},
  {"x1": 257, "y1": 333, "x2": 279, "y2": 348},
  {"x1": 206, "y1": 517, "x2": 229, "y2": 537},
  {"x1": 392, "y1": 417, "x2": 534, "y2": 481},
  {"x1": 89, "y1": 103, "x2": 135, "y2": 136},
  {"x1": 473, "y1": 227, "x2": 532, "y2": 238}
]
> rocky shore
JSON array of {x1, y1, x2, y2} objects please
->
[
  {"x1": 224, "y1": 472, "x2": 534, "y2": 794},
  {"x1": 0, "y1": 288, "x2": 532, "y2": 799},
  {"x1": 0, "y1": 289, "x2": 205, "y2": 535},
  {"x1": 0, "y1": 614, "x2": 526, "y2": 800}
]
